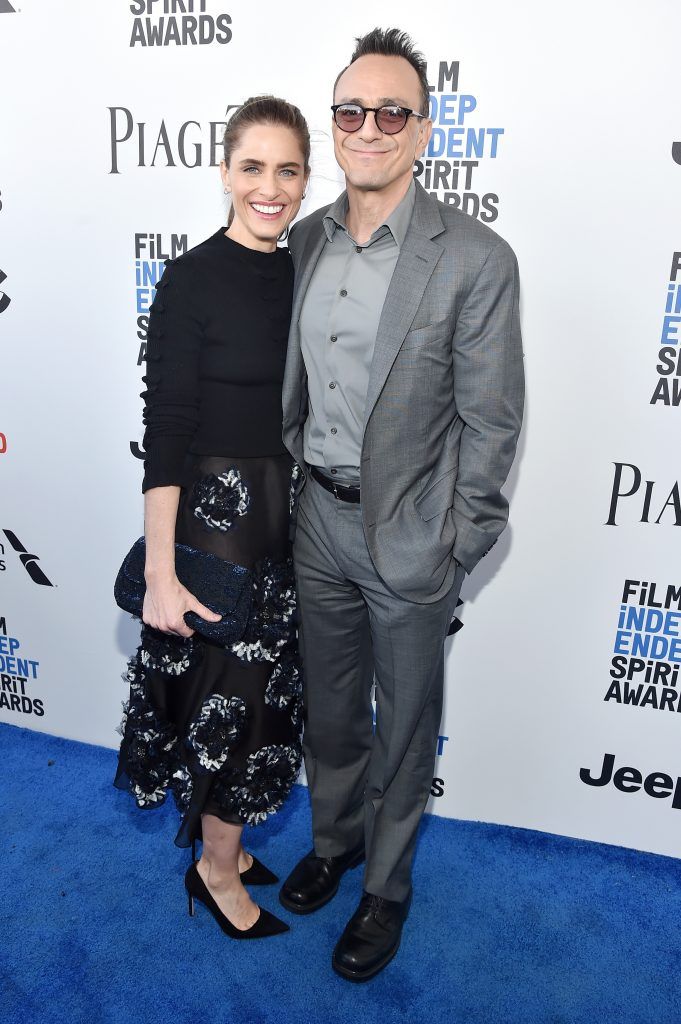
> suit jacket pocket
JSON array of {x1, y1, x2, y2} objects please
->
[
  {"x1": 414, "y1": 466, "x2": 457, "y2": 521},
  {"x1": 400, "y1": 316, "x2": 453, "y2": 351}
]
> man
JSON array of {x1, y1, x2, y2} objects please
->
[{"x1": 280, "y1": 27, "x2": 524, "y2": 980}]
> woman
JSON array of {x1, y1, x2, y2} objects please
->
[{"x1": 115, "y1": 96, "x2": 310, "y2": 940}]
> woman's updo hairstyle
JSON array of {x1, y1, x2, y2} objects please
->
[{"x1": 223, "y1": 95, "x2": 311, "y2": 227}]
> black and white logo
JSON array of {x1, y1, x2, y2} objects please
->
[
  {"x1": 0, "y1": 269, "x2": 11, "y2": 314},
  {"x1": 580, "y1": 752, "x2": 681, "y2": 811},
  {"x1": 606, "y1": 463, "x2": 681, "y2": 526},
  {"x1": 1, "y1": 530, "x2": 54, "y2": 587},
  {"x1": 108, "y1": 107, "x2": 231, "y2": 174}
]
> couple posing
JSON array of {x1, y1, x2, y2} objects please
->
[{"x1": 115, "y1": 27, "x2": 524, "y2": 981}]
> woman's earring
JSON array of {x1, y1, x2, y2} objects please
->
[
  {"x1": 224, "y1": 187, "x2": 231, "y2": 195},
  {"x1": 302, "y1": 191, "x2": 307, "y2": 199}
]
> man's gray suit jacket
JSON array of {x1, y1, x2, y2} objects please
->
[{"x1": 282, "y1": 180, "x2": 525, "y2": 604}]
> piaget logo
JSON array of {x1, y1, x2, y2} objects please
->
[
  {"x1": 606, "y1": 463, "x2": 681, "y2": 526},
  {"x1": 107, "y1": 108, "x2": 230, "y2": 174}
]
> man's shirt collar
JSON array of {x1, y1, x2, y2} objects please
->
[{"x1": 322, "y1": 178, "x2": 416, "y2": 249}]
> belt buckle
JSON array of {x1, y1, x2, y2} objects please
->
[{"x1": 332, "y1": 481, "x2": 340, "y2": 500}]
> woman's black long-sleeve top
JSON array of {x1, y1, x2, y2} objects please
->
[{"x1": 141, "y1": 228, "x2": 293, "y2": 493}]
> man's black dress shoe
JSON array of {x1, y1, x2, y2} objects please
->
[
  {"x1": 279, "y1": 845, "x2": 365, "y2": 914},
  {"x1": 332, "y1": 890, "x2": 411, "y2": 982}
]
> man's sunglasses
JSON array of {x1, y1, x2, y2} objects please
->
[{"x1": 331, "y1": 103, "x2": 427, "y2": 136}]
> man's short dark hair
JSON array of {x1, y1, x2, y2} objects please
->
[{"x1": 333, "y1": 28, "x2": 430, "y2": 118}]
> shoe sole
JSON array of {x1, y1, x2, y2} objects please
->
[
  {"x1": 332, "y1": 937, "x2": 401, "y2": 982},
  {"x1": 278, "y1": 849, "x2": 365, "y2": 916}
]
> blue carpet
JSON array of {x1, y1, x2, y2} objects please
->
[{"x1": 2, "y1": 722, "x2": 681, "y2": 1024}]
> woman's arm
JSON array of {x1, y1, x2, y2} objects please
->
[
  {"x1": 139, "y1": 260, "x2": 220, "y2": 637},
  {"x1": 142, "y1": 484, "x2": 220, "y2": 637}
]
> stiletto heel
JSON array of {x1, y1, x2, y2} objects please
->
[
  {"x1": 184, "y1": 863, "x2": 289, "y2": 939},
  {"x1": 187, "y1": 890, "x2": 195, "y2": 917},
  {"x1": 191, "y1": 838, "x2": 197, "y2": 864}
]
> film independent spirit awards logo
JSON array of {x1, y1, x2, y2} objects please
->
[
  {"x1": 130, "y1": 232, "x2": 189, "y2": 461},
  {"x1": 128, "y1": 1, "x2": 232, "y2": 47},
  {"x1": 581, "y1": 577, "x2": 681, "y2": 814},
  {"x1": 650, "y1": 252, "x2": 681, "y2": 408},
  {"x1": 416, "y1": 59, "x2": 504, "y2": 223},
  {"x1": 0, "y1": 616, "x2": 44, "y2": 719}
]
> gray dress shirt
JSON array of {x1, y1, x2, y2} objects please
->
[{"x1": 300, "y1": 180, "x2": 416, "y2": 484}]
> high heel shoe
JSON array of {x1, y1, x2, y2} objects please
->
[
  {"x1": 184, "y1": 863, "x2": 289, "y2": 939},
  {"x1": 191, "y1": 839, "x2": 278, "y2": 886},
  {"x1": 239, "y1": 855, "x2": 279, "y2": 886}
]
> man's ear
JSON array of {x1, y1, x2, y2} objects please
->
[{"x1": 415, "y1": 118, "x2": 433, "y2": 161}]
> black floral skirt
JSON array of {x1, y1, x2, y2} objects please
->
[{"x1": 114, "y1": 452, "x2": 303, "y2": 847}]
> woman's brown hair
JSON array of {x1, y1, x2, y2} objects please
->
[{"x1": 223, "y1": 95, "x2": 310, "y2": 226}]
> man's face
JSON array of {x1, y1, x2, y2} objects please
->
[{"x1": 332, "y1": 54, "x2": 432, "y2": 193}]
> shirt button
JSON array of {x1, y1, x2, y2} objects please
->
[
  {"x1": 329, "y1": 381, "x2": 336, "y2": 389},
  {"x1": 340, "y1": 288, "x2": 347, "y2": 297},
  {"x1": 330, "y1": 427, "x2": 337, "y2": 435},
  {"x1": 330, "y1": 335, "x2": 338, "y2": 343},
  {"x1": 355, "y1": 246, "x2": 362, "y2": 254},
  {"x1": 330, "y1": 469, "x2": 338, "y2": 475}
]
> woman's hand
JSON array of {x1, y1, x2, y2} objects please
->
[{"x1": 142, "y1": 572, "x2": 222, "y2": 637}]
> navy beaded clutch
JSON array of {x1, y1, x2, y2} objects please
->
[{"x1": 114, "y1": 537, "x2": 252, "y2": 644}]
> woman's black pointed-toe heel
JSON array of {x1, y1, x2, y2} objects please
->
[
  {"x1": 184, "y1": 863, "x2": 289, "y2": 939},
  {"x1": 240, "y1": 855, "x2": 279, "y2": 886},
  {"x1": 191, "y1": 839, "x2": 278, "y2": 886}
]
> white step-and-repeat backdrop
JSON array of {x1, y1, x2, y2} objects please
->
[{"x1": 1, "y1": 1, "x2": 680, "y2": 857}]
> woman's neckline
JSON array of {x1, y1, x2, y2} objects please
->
[{"x1": 220, "y1": 228, "x2": 285, "y2": 259}]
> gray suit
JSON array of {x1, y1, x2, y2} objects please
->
[{"x1": 283, "y1": 180, "x2": 524, "y2": 900}]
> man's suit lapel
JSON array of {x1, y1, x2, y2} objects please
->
[{"x1": 363, "y1": 184, "x2": 445, "y2": 428}]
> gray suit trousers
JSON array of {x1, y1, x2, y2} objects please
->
[{"x1": 294, "y1": 476, "x2": 465, "y2": 902}]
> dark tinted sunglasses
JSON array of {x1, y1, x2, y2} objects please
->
[{"x1": 331, "y1": 103, "x2": 427, "y2": 136}]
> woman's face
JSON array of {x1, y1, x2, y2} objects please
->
[{"x1": 221, "y1": 124, "x2": 308, "y2": 251}]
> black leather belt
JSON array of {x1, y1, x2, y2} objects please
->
[{"x1": 308, "y1": 465, "x2": 361, "y2": 503}]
